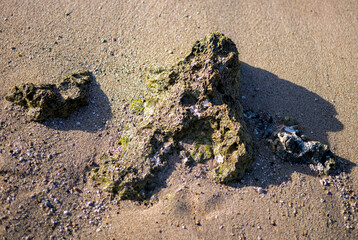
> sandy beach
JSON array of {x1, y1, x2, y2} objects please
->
[{"x1": 1, "y1": 0, "x2": 357, "y2": 239}]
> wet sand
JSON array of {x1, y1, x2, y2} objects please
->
[{"x1": 0, "y1": 0, "x2": 357, "y2": 239}]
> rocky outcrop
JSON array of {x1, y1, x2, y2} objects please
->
[
  {"x1": 5, "y1": 71, "x2": 92, "y2": 121},
  {"x1": 92, "y1": 33, "x2": 254, "y2": 200}
]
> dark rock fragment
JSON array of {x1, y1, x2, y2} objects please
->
[
  {"x1": 272, "y1": 125, "x2": 336, "y2": 174},
  {"x1": 5, "y1": 71, "x2": 92, "y2": 121}
]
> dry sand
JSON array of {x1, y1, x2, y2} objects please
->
[{"x1": 0, "y1": 0, "x2": 357, "y2": 239}]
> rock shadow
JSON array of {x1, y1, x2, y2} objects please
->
[
  {"x1": 43, "y1": 74, "x2": 112, "y2": 132},
  {"x1": 240, "y1": 62, "x2": 342, "y2": 144},
  {"x1": 231, "y1": 62, "x2": 355, "y2": 189}
]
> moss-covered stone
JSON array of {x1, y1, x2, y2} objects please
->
[
  {"x1": 5, "y1": 71, "x2": 92, "y2": 121},
  {"x1": 92, "y1": 33, "x2": 254, "y2": 200}
]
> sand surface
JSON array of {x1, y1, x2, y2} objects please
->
[{"x1": 0, "y1": 0, "x2": 357, "y2": 239}]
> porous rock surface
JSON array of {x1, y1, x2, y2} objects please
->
[
  {"x1": 5, "y1": 71, "x2": 92, "y2": 121},
  {"x1": 92, "y1": 33, "x2": 254, "y2": 200},
  {"x1": 272, "y1": 124, "x2": 336, "y2": 174}
]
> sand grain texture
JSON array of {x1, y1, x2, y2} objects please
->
[{"x1": 0, "y1": 0, "x2": 357, "y2": 239}]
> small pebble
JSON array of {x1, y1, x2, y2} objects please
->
[
  {"x1": 254, "y1": 187, "x2": 265, "y2": 194},
  {"x1": 63, "y1": 210, "x2": 70, "y2": 215},
  {"x1": 44, "y1": 200, "x2": 52, "y2": 208},
  {"x1": 319, "y1": 179, "x2": 328, "y2": 186},
  {"x1": 51, "y1": 219, "x2": 58, "y2": 226},
  {"x1": 65, "y1": 227, "x2": 72, "y2": 234}
]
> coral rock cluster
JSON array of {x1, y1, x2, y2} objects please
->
[{"x1": 92, "y1": 33, "x2": 254, "y2": 200}]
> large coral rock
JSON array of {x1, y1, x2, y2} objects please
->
[
  {"x1": 92, "y1": 33, "x2": 254, "y2": 200},
  {"x1": 5, "y1": 71, "x2": 92, "y2": 121}
]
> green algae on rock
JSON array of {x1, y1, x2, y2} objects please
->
[
  {"x1": 5, "y1": 71, "x2": 92, "y2": 121},
  {"x1": 92, "y1": 33, "x2": 254, "y2": 200},
  {"x1": 129, "y1": 99, "x2": 145, "y2": 115}
]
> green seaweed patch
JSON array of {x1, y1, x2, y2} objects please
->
[
  {"x1": 190, "y1": 143, "x2": 213, "y2": 163},
  {"x1": 117, "y1": 136, "x2": 129, "y2": 146},
  {"x1": 91, "y1": 160, "x2": 121, "y2": 196},
  {"x1": 145, "y1": 67, "x2": 177, "y2": 92},
  {"x1": 91, "y1": 167, "x2": 111, "y2": 184},
  {"x1": 116, "y1": 135, "x2": 130, "y2": 155},
  {"x1": 99, "y1": 153, "x2": 109, "y2": 160},
  {"x1": 205, "y1": 145, "x2": 213, "y2": 156},
  {"x1": 129, "y1": 99, "x2": 145, "y2": 115}
]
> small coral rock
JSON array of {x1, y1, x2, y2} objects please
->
[
  {"x1": 92, "y1": 33, "x2": 254, "y2": 200},
  {"x1": 5, "y1": 71, "x2": 92, "y2": 121},
  {"x1": 272, "y1": 126, "x2": 336, "y2": 174}
]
